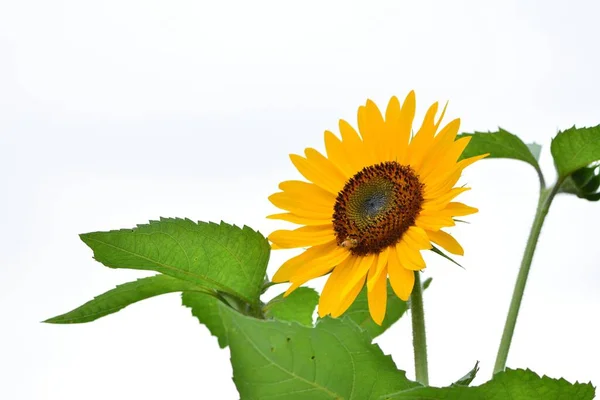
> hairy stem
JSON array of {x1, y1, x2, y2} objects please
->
[
  {"x1": 411, "y1": 271, "x2": 429, "y2": 386},
  {"x1": 493, "y1": 183, "x2": 560, "y2": 375}
]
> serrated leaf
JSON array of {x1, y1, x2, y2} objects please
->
[
  {"x1": 458, "y1": 128, "x2": 542, "y2": 178},
  {"x1": 551, "y1": 125, "x2": 600, "y2": 179},
  {"x1": 45, "y1": 274, "x2": 205, "y2": 324},
  {"x1": 451, "y1": 361, "x2": 479, "y2": 387},
  {"x1": 383, "y1": 368, "x2": 595, "y2": 399},
  {"x1": 182, "y1": 291, "x2": 229, "y2": 348},
  {"x1": 219, "y1": 304, "x2": 420, "y2": 400},
  {"x1": 263, "y1": 287, "x2": 319, "y2": 326},
  {"x1": 80, "y1": 218, "x2": 270, "y2": 304}
]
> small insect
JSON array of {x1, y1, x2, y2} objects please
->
[{"x1": 340, "y1": 237, "x2": 359, "y2": 249}]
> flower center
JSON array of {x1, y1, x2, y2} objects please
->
[{"x1": 332, "y1": 161, "x2": 424, "y2": 256}]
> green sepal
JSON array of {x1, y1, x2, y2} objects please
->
[
  {"x1": 451, "y1": 361, "x2": 480, "y2": 387},
  {"x1": 430, "y1": 245, "x2": 464, "y2": 269}
]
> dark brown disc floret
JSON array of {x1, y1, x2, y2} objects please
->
[{"x1": 332, "y1": 161, "x2": 424, "y2": 256}]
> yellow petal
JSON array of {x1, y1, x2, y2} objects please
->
[
  {"x1": 279, "y1": 180, "x2": 336, "y2": 203},
  {"x1": 421, "y1": 201, "x2": 479, "y2": 219},
  {"x1": 339, "y1": 253, "x2": 377, "y2": 299},
  {"x1": 289, "y1": 153, "x2": 343, "y2": 195},
  {"x1": 331, "y1": 273, "x2": 366, "y2": 318},
  {"x1": 356, "y1": 105, "x2": 380, "y2": 165},
  {"x1": 387, "y1": 246, "x2": 415, "y2": 301},
  {"x1": 384, "y1": 95, "x2": 402, "y2": 162},
  {"x1": 388, "y1": 91, "x2": 416, "y2": 164},
  {"x1": 272, "y1": 240, "x2": 340, "y2": 282},
  {"x1": 268, "y1": 192, "x2": 332, "y2": 219},
  {"x1": 404, "y1": 226, "x2": 433, "y2": 250},
  {"x1": 366, "y1": 249, "x2": 389, "y2": 291},
  {"x1": 406, "y1": 102, "x2": 439, "y2": 169},
  {"x1": 418, "y1": 126, "x2": 466, "y2": 181},
  {"x1": 444, "y1": 202, "x2": 479, "y2": 216},
  {"x1": 423, "y1": 152, "x2": 487, "y2": 198},
  {"x1": 427, "y1": 229, "x2": 464, "y2": 255},
  {"x1": 270, "y1": 189, "x2": 332, "y2": 212},
  {"x1": 396, "y1": 239, "x2": 426, "y2": 270},
  {"x1": 269, "y1": 224, "x2": 335, "y2": 249},
  {"x1": 338, "y1": 119, "x2": 368, "y2": 173},
  {"x1": 422, "y1": 187, "x2": 471, "y2": 210},
  {"x1": 415, "y1": 214, "x2": 456, "y2": 231},
  {"x1": 324, "y1": 130, "x2": 356, "y2": 177},
  {"x1": 305, "y1": 147, "x2": 347, "y2": 187},
  {"x1": 268, "y1": 192, "x2": 330, "y2": 214},
  {"x1": 367, "y1": 264, "x2": 388, "y2": 325},
  {"x1": 318, "y1": 256, "x2": 356, "y2": 317},
  {"x1": 286, "y1": 246, "x2": 351, "y2": 291},
  {"x1": 365, "y1": 99, "x2": 388, "y2": 162},
  {"x1": 267, "y1": 212, "x2": 331, "y2": 226}
]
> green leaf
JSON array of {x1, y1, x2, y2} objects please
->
[
  {"x1": 458, "y1": 128, "x2": 543, "y2": 179},
  {"x1": 560, "y1": 165, "x2": 600, "y2": 201},
  {"x1": 263, "y1": 287, "x2": 319, "y2": 326},
  {"x1": 451, "y1": 361, "x2": 479, "y2": 387},
  {"x1": 551, "y1": 125, "x2": 600, "y2": 179},
  {"x1": 182, "y1": 291, "x2": 229, "y2": 348},
  {"x1": 80, "y1": 218, "x2": 270, "y2": 304},
  {"x1": 44, "y1": 274, "x2": 206, "y2": 324},
  {"x1": 219, "y1": 304, "x2": 420, "y2": 400},
  {"x1": 383, "y1": 368, "x2": 595, "y2": 399}
]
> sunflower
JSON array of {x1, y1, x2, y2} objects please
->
[{"x1": 267, "y1": 91, "x2": 486, "y2": 325}]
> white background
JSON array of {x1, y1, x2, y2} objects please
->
[{"x1": 1, "y1": 1, "x2": 599, "y2": 399}]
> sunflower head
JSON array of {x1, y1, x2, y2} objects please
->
[{"x1": 268, "y1": 92, "x2": 486, "y2": 325}]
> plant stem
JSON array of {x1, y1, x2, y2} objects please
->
[
  {"x1": 411, "y1": 271, "x2": 429, "y2": 386},
  {"x1": 493, "y1": 183, "x2": 561, "y2": 375}
]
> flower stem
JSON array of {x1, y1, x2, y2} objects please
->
[
  {"x1": 411, "y1": 271, "x2": 429, "y2": 386},
  {"x1": 493, "y1": 183, "x2": 561, "y2": 375}
]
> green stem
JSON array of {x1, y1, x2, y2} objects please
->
[
  {"x1": 493, "y1": 183, "x2": 561, "y2": 375},
  {"x1": 411, "y1": 271, "x2": 429, "y2": 386}
]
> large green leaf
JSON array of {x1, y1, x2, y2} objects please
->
[
  {"x1": 551, "y1": 125, "x2": 600, "y2": 179},
  {"x1": 219, "y1": 304, "x2": 419, "y2": 400},
  {"x1": 263, "y1": 287, "x2": 319, "y2": 326},
  {"x1": 45, "y1": 274, "x2": 206, "y2": 324},
  {"x1": 342, "y1": 278, "x2": 431, "y2": 339},
  {"x1": 182, "y1": 291, "x2": 229, "y2": 348},
  {"x1": 80, "y1": 218, "x2": 270, "y2": 304},
  {"x1": 458, "y1": 128, "x2": 543, "y2": 179},
  {"x1": 383, "y1": 368, "x2": 595, "y2": 399}
]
